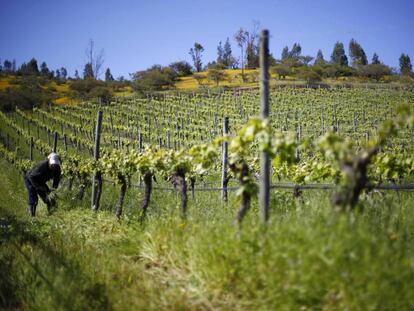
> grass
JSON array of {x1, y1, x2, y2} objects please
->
[{"x1": 1, "y1": 158, "x2": 414, "y2": 310}]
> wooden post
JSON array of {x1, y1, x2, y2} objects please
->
[
  {"x1": 29, "y1": 137, "x2": 33, "y2": 161},
  {"x1": 63, "y1": 134, "x2": 68, "y2": 151},
  {"x1": 221, "y1": 117, "x2": 229, "y2": 202},
  {"x1": 53, "y1": 132, "x2": 58, "y2": 153},
  {"x1": 259, "y1": 29, "x2": 270, "y2": 224},
  {"x1": 47, "y1": 130, "x2": 51, "y2": 146},
  {"x1": 91, "y1": 111, "x2": 103, "y2": 211}
]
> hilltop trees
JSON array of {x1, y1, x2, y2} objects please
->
[
  {"x1": 331, "y1": 42, "x2": 348, "y2": 66},
  {"x1": 105, "y1": 68, "x2": 114, "y2": 82},
  {"x1": 84, "y1": 39, "x2": 105, "y2": 79},
  {"x1": 399, "y1": 54, "x2": 412, "y2": 75},
  {"x1": 189, "y1": 43, "x2": 204, "y2": 72},
  {"x1": 132, "y1": 65, "x2": 176, "y2": 92},
  {"x1": 314, "y1": 50, "x2": 326, "y2": 65},
  {"x1": 349, "y1": 39, "x2": 368, "y2": 67},
  {"x1": 372, "y1": 53, "x2": 380, "y2": 65},
  {"x1": 169, "y1": 61, "x2": 193, "y2": 77},
  {"x1": 83, "y1": 63, "x2": 94, "y2": 79},
  {"x1": 217, "y1": 38, "x2": 237, "y2": 69}
]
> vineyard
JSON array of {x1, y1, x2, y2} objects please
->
[{"x1": 1, "y1": 85, "x2": 414, "y2": 310}]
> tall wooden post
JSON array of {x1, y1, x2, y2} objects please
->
[
  {"x1": 29, "y1": 137, "x2": 33, "y2": 161},
  {"x1": 259, "y1": 30, "x2": 270, "y2": 224},
  {"x1": 63, "y1": 134, "x2": 68, "y2": 151},
  {"x1": 53, "y1": 132, "x2": 58, "y2": 153},
  {"x1": 221, "y1": 117, "x2": 229, "y2": 202},
  {"x1": 91, "y1": 111, "x2": 103, "y2": 211}
]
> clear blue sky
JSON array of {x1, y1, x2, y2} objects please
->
[{"x1": 1, "y1": 0, "x2": 413, "y2": 79}]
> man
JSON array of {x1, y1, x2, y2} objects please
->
[{"x1": 24, "y1": 153, "x2": 61, "y2": 217}]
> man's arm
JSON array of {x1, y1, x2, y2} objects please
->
[
  {"x1": 52, "y1": 166, "x2": 61, "y2": 189},
  {"x1": 27, "y1": 160, "x2": 48, "y2": 189}
]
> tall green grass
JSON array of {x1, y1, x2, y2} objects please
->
[{"x1": 1, "y1": 159, "x2": 414, "y2": 310}]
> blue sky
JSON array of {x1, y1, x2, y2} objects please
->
[{"x1": 0, "y1": 0, "x2": 413, "y2": 79}]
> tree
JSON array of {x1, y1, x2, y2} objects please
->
[
  {"x1": 359, "y1": 64, "x2": 391, "y2": 81},
  {"x1": 217, "y1": 41, "x2": 224, "y2": 65},
  {"x1": 85, "y1": 39, "x2": 105, "y2": 79},
  {"x1": 289, "y1": 43, "x2": 302, "y2": 58},
  {"x1": 223, "y1": 38, "x2": 237, "y2": 69},
  {"x1": 297, "y1": 67, "x2": 322, "y2": 84},
  {"x1": 207, "y1": 69, "x2": 226, "y2": 86},
  {"x1": 60, "y1": 67, "x2": 67, "y2": 81},
  {"x1": 271, "y1": 65, "x2": 291, "y2": 79},
  {"x1": 245, "y1": 22, "x2": 260, "y2": 68},
  {"x1": 105, "y1": 68, "x2": 114, "y2": 81},
  {"x1": 132, "y1": 65, "x2": 175, "y2": 92},
  {"x1": 12, "y1": 60, "x2": 16, "y2": 72},
  {"x1": 314, "y1": 49, "x2": 325, "y2": 65},
  {"x1": 399, "y1": 54, "x2": 412, "y2": 75},
  {"x1": 74, "y1": 70, "x2": 80, "y2": 80},
  {"x1": 349, "y1": 39, "x2": 367, "y2": 67},
  {"x1": 281, "y1": 46, "x2": 289, "y2": 60},
  {"x1": 3, "y1": 60, "x2": 12, "y2": 73},
  {"x1": 83, "y1": 63, "x2": 94, "y2": 79},
  {"x1": 55, "y1": 69, "x2": 61, "y2": 81},
  {"x1": 331, "y1": 42, "x2": 348, "y2": 66},
  {"x1": 0, "y1": 59, "x2": 2, "y2": 72},
  {"x1": 26, "y1": 58, "x2": 39, "y2": 75},
  {"x1": 40, "y1": 62, "x2": 50, "y2": 77},
  {"x1": 189, "y1": 42, "x2": 204, "y2": 72},
  {"x1": 169, "y1": 61, "x2": 193, "y2": 77},
  {"x1": 371, "y1": 53, "x2": 380, "y2": 65},
  {"x1": 234, "y1": 28, "x2": 248, "y2": 78}
]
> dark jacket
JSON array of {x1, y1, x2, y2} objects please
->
[{"x1": 26, "y1": 160, "x2": 61, "y2": 190}]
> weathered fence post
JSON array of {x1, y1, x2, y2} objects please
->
[
  {"x1": 29, "y1": 137, "x2": 33, "y2": 161},
  {"x1": 53, "y1": 132, "x2": 58, "y2": 153},
  {"x1": 259, "y1": 29, "x2": 270, "y2": 224},
  {"x1": 91, "y1": 111, "x2": 103, "y2": 211},
  {"x1": 63, "y1": 134, "x2": 68, "y2": 151},
  {"x1": 221, "y1": 117, "x2": 229, "y2": 202}
]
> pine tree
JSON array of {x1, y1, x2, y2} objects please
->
[
  {"x1": 223, "y1": 38, "x2": 236, "y2": 68},
  {"x1": 290, "y1": 43, "x2": 302, "y2": 58},
  {"x1": 371, "y1": 53, "x2": 380, "y2": 64},
  {"x1": 83, "y1": 63, "x2": 94, "y2": 79},
  {"x1": 399, "y1": 54, "x2": 412, "y2": 75},
  {"x1": 3, "y1": 60, "x2": 12, "y2": 72},
  {"x1": 281, "y1": 46, "x2": 289, "y2": 60},
  {"x1": 349, "y1": 39, "x2": 368, "y2": 66},
  {"x1": 105, "y1": 68, "x2": 114, "y2": 81},
  {"x1": 314, "y1": 49, "x2": 325, "y2": 65},
  {"x1": 60, "y1": 67, "x2": 67, "y2": 80},
  {"x1": 27, "y1": 58, "x2": 39, "y2": 75},
  {"x1": 40, "y1": 62, "x2": 50, "y2": 77},
  {"x1": 74, "y1": 70, "x2": 80, "y2": 80},
  {"x1": 217, "y1": 41, "x2": 224, "y2": 65},
  {"x1": 189, "y1": 42, "x2": 204, "y2": 72},
  {"x1": 331, "y1": 42, "x2": 348, "y2": 66}
]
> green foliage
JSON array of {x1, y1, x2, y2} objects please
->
[
  {"x1": 168, "y1": 61, "x2": 193, "y2": 77},
  {"x1": 132, "y1": 66, "x2": 176, "y2": 92},
  {"x1": 0, "y1": 77, "x2": 53, "y2": 112},
  {"x1": 358, "y1": 64, "x2": 392, "y2": 81},
  {"x1": 399, "y1": 53, "x2": 413, "y2": 76},
  {"x1": 349, "y1": 39, "x2": 368, "y2": 66},
  {"x1": 207, "y1": 69, "x2": 226, "y2": 86},
  {"x1": 331, "y1": 42, "x2": 348, "y2": 66}
]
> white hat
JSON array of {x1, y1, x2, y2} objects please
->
[{"x1": 48, "y1": 153, "x2": 61, "y2": 166}]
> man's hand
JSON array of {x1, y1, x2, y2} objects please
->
[{"x1": 36, "y1": 185, "x2": 50, "y2": 195}]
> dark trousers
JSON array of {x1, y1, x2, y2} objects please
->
[{"x1": 24, "y1": 176, "x2": 48, "y2": 206}]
